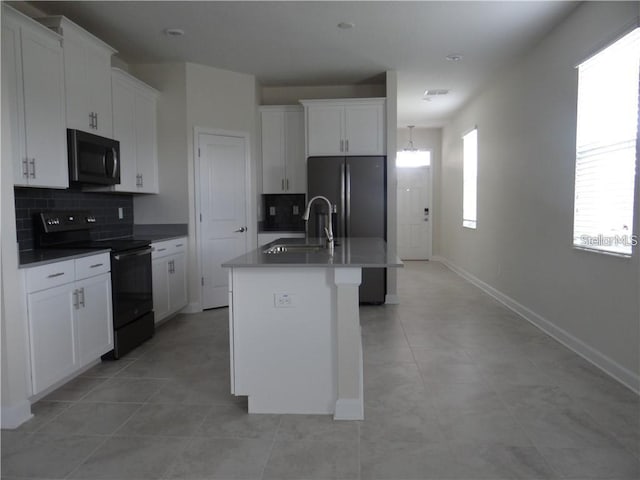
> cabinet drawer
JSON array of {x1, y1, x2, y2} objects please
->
[
  {"x1": 152, "y1": 237, "x2": 187, "y2": 259},
  {"x1": 75, "y1": 253, "x2": 110, "y2": 280},
  {"x1": 25, "y1": 260, "x2": 75, "y2": 293}
]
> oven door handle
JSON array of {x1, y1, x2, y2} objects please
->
[{"x1": 113, "y1": 248, "x2": 152, "y2": 260}]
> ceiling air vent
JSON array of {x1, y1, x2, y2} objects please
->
[{"x1": 424, "y1": 89, "x2": 449, "y2": 97}]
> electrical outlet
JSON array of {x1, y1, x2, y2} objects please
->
[
  {"x1": 118, "y1": 207, "x2": 124, "y2": 220},
  {"x1": 274, "y1": 293, "x2": 294, "y2": 308},
  {"x1": 292, "y1": 205, "x2": 299, "y2": 215},
  {"x1": 269, "y1": 206, "x2": 276, "y2": 216}
]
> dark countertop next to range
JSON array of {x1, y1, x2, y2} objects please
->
[
  {"x1": 133, "y1": 224, "x2": 188, "y2": 243},
  {"x1": 223, "y1": 237, "x2": 403, "y2": 269},
  {"x1": 19, "y1": 248, "x2": 112, "y2": 269}
]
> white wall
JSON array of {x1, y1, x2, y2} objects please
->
[
  {"x1": 397, "y1": 127, "x2": 442, "y2": 256},
  {"x1": 261, "y1": 84, "x2": 385, "y2": 105},
  {"x1": 130, "y1": 64, "x2": 188, "y2": 224},
  {"x1": 185, "y1": 63, "x2": 259, "y2": 311},
  {"x1": 439, "y1": 2, "x2": 640, "y2": 389},
  {"x1": 385, "y1": 71, "x2": 398, "y2": 302},
  {"x1": 1, "y1": 59, "x2": 32, "y2": 427}
]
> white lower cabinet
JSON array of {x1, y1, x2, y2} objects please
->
[
  {"x1": 23, "y1": 253, "x2": 112, "y2": 396},
  {"x1": 76, "y1": 274, "x2": 113, "y2": 366},
  {"x1": 152, "y1": 238, "x2": 188, "y2": 323},
  {"x1": 27, "y1": 283, "x2": 78, "y2": 395}
]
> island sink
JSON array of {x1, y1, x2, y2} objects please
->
[{"x1": 263, "y1": 243, "x2": 325, "y2": 254}]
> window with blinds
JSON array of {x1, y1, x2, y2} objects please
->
[
  {"x1": 573, "y1": 27, "x2": 640, "y2": 256},
  {"x1": 463, "y1": 128, "x2": 478, "y2": 229}
]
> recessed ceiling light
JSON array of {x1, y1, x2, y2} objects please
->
[
  {"x1": 445, "y1": 54, "x2": 463, "y2": 62},
  {"x1": 337, "y1": 22, "x2": 355, "y2": 29},
  {"x1": 164, "y1": 28, "x2": 185, "y2": 37}
]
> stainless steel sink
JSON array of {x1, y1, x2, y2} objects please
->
[{"x1": 263, "y1": 243, "x2": 325, "y2": 254}]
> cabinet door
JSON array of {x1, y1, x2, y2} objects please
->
[
  {"x1": 21, "y1": 25, "x2": 68, "y2": 188},
  {"x1": 261, "y1": 110, "x2": 285, "y2": 193},
  {"x1": 134, "y1": 89, "x2": 158, "y2": 193},
  {"x1": 152, "y1": 257, "x2": 170, "y2": 323},
  {"x1": 61, "y1": 36, "x2": 89, "y2": 133},
  {"x1": 112, "y1": 75, "x2": 138, "y2": 192},
  {"x1": 168, "y1": 252, "x2": 188, "y2": 314},
  {"x1": 85, "y1": 46, "x2": 113, "y2": 138},
  {"x1": 284, "y1": 109, "x2": 306, "y2": 192},
  {"x1": 2, "y1": 17, "x2": 27, "y2": 186},
  {"x1": 27, "y1": 284, "x2": 77, "y2": 395},
  {"x1": 76, "y1": 273, "x2": 113, "y2": 366},
  {"x1": 306, "y1": 105, "x2": 344, "y2": 156},
  {"x1": 344, "y1": 103, "x2": 385, "y2": 155}
]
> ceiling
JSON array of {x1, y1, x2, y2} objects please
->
[{"x1": 28, "y1": 1, "x2": 579, "y2": 128}]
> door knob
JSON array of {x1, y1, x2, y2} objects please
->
[{"x1": 234, "y1": 227, "x2": 246, "y2": 233}]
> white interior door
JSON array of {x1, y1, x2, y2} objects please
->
[
  {"x1": 397, "y1": 166, "x2": 432, "y2": 260},
  {"x1": 198, "y1": 132, "x2": 248, "y2": 309}
]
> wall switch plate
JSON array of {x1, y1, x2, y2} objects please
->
[
  {"x1": 274, "y1": 293, "x2": 294, "y2": 308},
  {"x1": 118, "y1": 207, "x2": 124, "y2": 220}
]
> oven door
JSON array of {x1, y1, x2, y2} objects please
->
[{"x1": 111, "y1": 247, "x2": 153, "y2": 329}]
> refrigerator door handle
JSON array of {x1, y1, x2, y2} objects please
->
[
  {"x1": 345, "y1": 163, "x2": 351, "y2": 237},
  {"x1": 340, "y1": 162, "x2": 346, "y2": 238}
]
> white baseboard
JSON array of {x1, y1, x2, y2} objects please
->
[
  {"x1": 385, "y1": 294, "x2": 400, "y2": 305},
  {"x1": 431, "y1": 255, "x2": 446, "y2": 262},
  {"x1": 181, "y1": 302, "x2": 202, "y2": 314},
  {"x1": 439, "y1": 257, "x2": 640, "y2": 395},
  {"x1": 1, "y1": 401, "x2": 32, "y2": 429},
  {"x1": 334, "y1": 398, "x2": 364, "y2": 420}
]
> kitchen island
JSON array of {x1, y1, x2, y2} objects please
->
[{"x1": 222, "y1": 237, "x2": 402, "y2": 420}]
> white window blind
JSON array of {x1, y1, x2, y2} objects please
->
[
  {"x1": 573, "y1": 27, "x2": 640, "y2": 256},
  {"x1": 463, "y1": 128, "x2": 478, "y2": 229},
  {"x1": 396, "y1": 150, "x2": 431, "y2": 168}
]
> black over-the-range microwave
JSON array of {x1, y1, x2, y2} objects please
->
[{"x1": 68, "y1": 129, "x2": 121, "y2": 185}]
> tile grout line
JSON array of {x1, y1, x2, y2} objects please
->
[{"x1": 258, "y1": 415, "x2": 283, "y2": 480}]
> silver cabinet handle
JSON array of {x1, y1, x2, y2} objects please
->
[
  {"x1": 47, "y1": 272, "x2": 65, "y2": 278},
  {"x1": 90, "y1": 263, "x2": 103, "y2": 268},
  {"x1": 157, "y1": 248, "x2": 167, "y2": 252},
  {"x1": 29, "y1": 158, "x2": 36, "y2": 178},
  {"x1": 89, "y1": 112, "x2": 93, "y2": 128},
  {"x1": 345, "y1": 139, "x2": 349, "y2": 152},
  {"x1": 175, "y1": 243, "x2": 183, "y2": 247},
  {"x1": 78, "y1": 287, "x2": 85, "y2": 308},
  {"x1": 286, "y1": 178, "x2": 289, "y2": 190},
  {"x1": 95, "y1": 112, "x2": 98, "y2": 130},
  {"x1": 73, "y1": 289, "x2": 79, "y2": 309},
  {"x1": 22, "y1": 159, "x2": 29, "y2": 179},
  {"x1": 234, "y1": 227, "x2": 246, "y2": 233},
  {"x1": 139, "y1": 173, "x2": 143, "y2": 187},
  {"x1": 281, "y1": 179, "x2": 285, "y2": 191},
  {"x1": 340, "y1": 139, "x2": 344, "y2": 152}
]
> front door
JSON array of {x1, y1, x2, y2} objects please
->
[
  {"x1": 198, "y1": 132, "x2": 248, "y2": 309},
  {"x1": 397, "y1": 165, "x2": 432, "y2": 260}
]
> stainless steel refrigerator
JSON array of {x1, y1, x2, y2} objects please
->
[{"x1": 307, "y1": 156, "x2": 386, "y2": 304}]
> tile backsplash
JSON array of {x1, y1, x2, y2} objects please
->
[{"x1": 14, "y1": 187, "x2": 133, "y2": 251}]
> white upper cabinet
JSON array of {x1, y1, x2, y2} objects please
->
[
  {"x1": 2, "y1": 6, "x2": 68, "y2": 189},
  {"x1": 301, "y1": 98, "x2": 386, "y2": 156},
  {"x1": 260, "y1": 106, "x2": 305, "y2": 193},
  {"x1": 111, "y1": 68, "x2": 159, "y2": 194},
  {"x1": 38, "y1": 16, "x2": 116, "y2": 138}
]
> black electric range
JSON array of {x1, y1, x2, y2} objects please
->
[{"x1": 35, "y1": 211, "x2": 154, "y2": 358}]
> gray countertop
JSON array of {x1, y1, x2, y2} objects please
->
[
  {"x1": 133, "y1": 234, "x2": 187, "y2": 243},
  {"x1": 223, "y1": 237, "x2": 403, "y2": 268},
  {"x1": 19, "y1": 249, "x2": 112, "y2": 268}
]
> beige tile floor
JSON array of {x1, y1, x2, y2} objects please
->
[{"x1": 2, "y1": 261, "x2": 639, "y2": 479}]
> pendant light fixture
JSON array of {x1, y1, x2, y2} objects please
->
[{"x1": 404, "y1": 125, "x2": 417, "y2": 151}]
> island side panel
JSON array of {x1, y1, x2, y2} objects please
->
[{"x1": 230, "y1": 267, "x2": 337, "y2": 414}]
